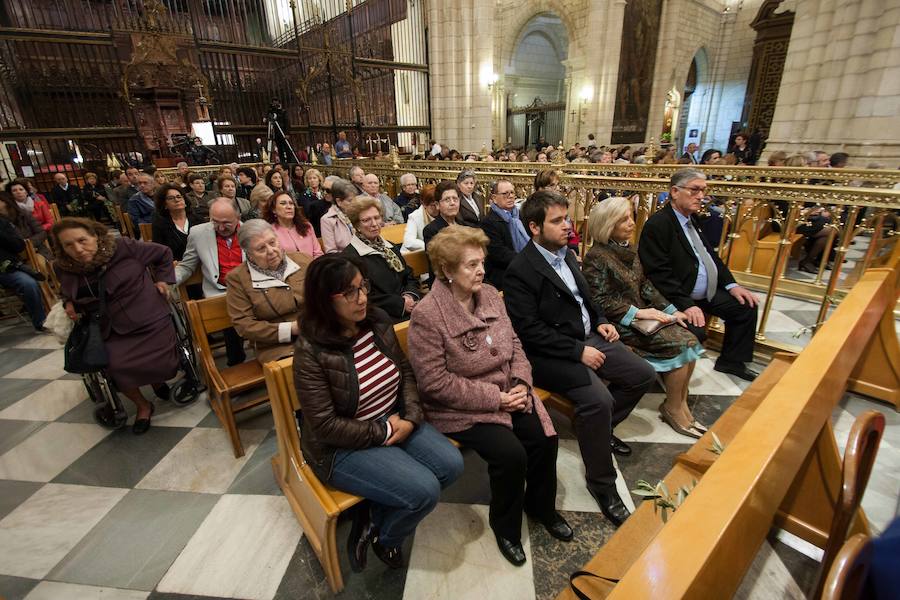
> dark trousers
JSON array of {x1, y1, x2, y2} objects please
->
[
  {"x1": 692, "y1": 288, "x2": 758, "y2": 367},
  {"x1": 448, "y1": 411, "x2": 558, "y2": 542},
  {"x1": 553, "y1": 334, "x2": 655, "y2": 490},
  {"x1": 222, "y1": 326, "x2": 246, "y2": 365}
]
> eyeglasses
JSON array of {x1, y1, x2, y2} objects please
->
[
  {"x1": 334, "y1": 279, "x2": 370, "y2": 303},
  {"x1": 676, "y1": 186, "x2": 708, "y2": 196},
  {"x1": 166, "y1": 193, "x2": 183, "y2": 201},
  {"x1": 494, "y1": 190, "x2": 515, "y2": 197}
]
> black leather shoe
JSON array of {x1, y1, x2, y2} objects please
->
[
  {"x1": 588, "y1": 485, "x2": 631, "y2": 528},
  {"x1": 347, "y1": 504, "x2": 372, "y2": 573},
  {"x1": 536, "y1": 512, "x2": 574, "y2": 542},
  {"x1": 132, "y1": 403, "x2": 155, "y2": 435},
  {"x1": 610, "y1": 435, "x2": 632, "y2": 456},
  {"x1": 798, "y1": 262, "x2": 818, "y2": 274},
  {"x1": 372, "y1": 538, "x2": 404, "y2": 569},
  {"x1": 713, "y1": 363, "x2": 759, "y2": 382},
  {"x1": 495, "y1": 535, "x2": 526, "y2": 566}
]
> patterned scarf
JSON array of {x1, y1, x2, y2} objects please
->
[
  {"x1": 336, "y1": 207, "x2": 353, "y2": 231},
  {"x1": 356, "y1": 231, "x2": 404, "y2": 272},
  {"x1": 54, "y1": 233, "x2": 118, "y2": 275},
  {"x1": 18, "y1": 196, "x2": 35, "y2": 214},
  {"x1": 248, "y1": 253, "x2": 288, "y2": 281},
  {"x1": 490, "y1": 203, "x2": 530, "y2": 252}
]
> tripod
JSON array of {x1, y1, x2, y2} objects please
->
[{"x1": 267, "y1": 114, "x2": 299, "y2": 164}]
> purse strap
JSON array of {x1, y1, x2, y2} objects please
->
[
  {"x1": 89, "y1": 267, "x2": 108, "y2": 319},
  {"x1": 569, "y1": 570, "x2": 619, "y2": 600}
]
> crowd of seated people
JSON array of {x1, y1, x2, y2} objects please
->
[{"x1": 6, "y1": 151, "x2": 878, "y2": 576}]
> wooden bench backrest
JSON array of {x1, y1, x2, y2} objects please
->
[
  {"x1": 381, "y1": 223, "x2": 405, "y2": 245},
  {"x1": 139, "y1": 223, "x2": 153, "y2": 241},
  {"x1": 604, "y1": 258, "x2": 900, "y2": 599},
  {"x1": 402, "y1": 249, "x2": 429, "y2": 277},
  {"x1": 49, "y1": 202, "x2": 61, "y2": 224},
  {"x1": 185, "y1": 296, "x2": 232, "y2": 392},
  {"x1": 114, "y1": 204, "x2": 135, "y2": 238}
]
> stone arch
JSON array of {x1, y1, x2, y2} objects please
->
[
  {"x1": 500, "y1": 1, "x2": 582, "y2": 73},
  {"x1": 682, "y1": 47, "x2": 712, "y2": 151}
]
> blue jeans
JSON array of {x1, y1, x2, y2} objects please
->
[
  {"x1": 329, "y1": 420, "x2": 464, "y2": 547},
  {"x1": 0, "y1": 270, "x2": 46, "y2": 330}
]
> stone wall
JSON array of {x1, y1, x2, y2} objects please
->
[{"x1": 764, "y1": 0, "x2": 900, "y2": 165}]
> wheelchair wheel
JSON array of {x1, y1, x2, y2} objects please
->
[
  {"x1": 93, "y1": 404, "x2": 128, "y2": 430},
  {"x1": 170, "y1": 378, "x2": 201, "y2": 406}
]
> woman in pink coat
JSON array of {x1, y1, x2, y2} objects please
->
[
  {"x1": 264, "y1": 191, "x2": 323, "y2": 259},
  {"x1": 407, "y1": 225, "x2": 571, "y2": 567}
]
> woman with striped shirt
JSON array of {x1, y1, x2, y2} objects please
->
[{"x1": 294, "y1": 255, "x2": 463, "y2": 572}]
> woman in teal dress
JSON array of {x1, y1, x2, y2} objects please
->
[{"x1": 582, "y1": 196, "x2": 707, "y2": 438}]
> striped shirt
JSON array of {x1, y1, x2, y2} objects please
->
[{"x1": 353, "y1": 330, "x2": 400, "y2": 421}]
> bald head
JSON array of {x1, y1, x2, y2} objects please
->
[{"x1": 362, "y1": 173, "x2": 381, "y2": 196}]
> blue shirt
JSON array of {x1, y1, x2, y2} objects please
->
[
  {"x1": 673, "y1": 209, "x2": 735, "y2": 300},
  {"x1": 534, "y1": 243, "x2": 591, "y2": 336}
]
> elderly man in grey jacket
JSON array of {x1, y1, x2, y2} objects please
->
[{"x1": 361, "y1": 173, "x2": 404, "y2": 224}]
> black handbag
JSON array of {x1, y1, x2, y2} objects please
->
[{"x1": 63, "y1": 270, "x2": 109, "y2": 374}]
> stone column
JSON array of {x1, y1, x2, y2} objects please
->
[
  {"x1": 426, "y1": 0, "x2": 495, "y2": 153},
  {"x1": 765, "y1": 0, "x2": 900, "y2": 164},
  {"x1": 587, "y1": 0, "x2": 627, "y2": 144}
]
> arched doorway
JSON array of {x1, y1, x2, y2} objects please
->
[
  {"x1": 682, "y1": 48, "x2": 710, "y2": 154},
  {"x1": 505, "y1": 13, "x2": 569, "y2": 149}
]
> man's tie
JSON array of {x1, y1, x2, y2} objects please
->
[{"x1": 686, "y1": 221, "x2": 718, "y2": 301}]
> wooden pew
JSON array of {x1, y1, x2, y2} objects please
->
[
  {"x1": 727, "y1": 202, "x2": 804, "y2": 275},
  {"x1": 401, "y1": 249, "x2": 429, "y2": 278},
  {"x1": 49, "y1": 202, "x2": 62, "y2": 224},
  {"x1": 139, "y1": 223, "x2": 153, "y2": 242},
  {"x1": 113, "y1": 204, "x2": 136, "y2": 238},
  {"x1": 559, "y1": 256, "x2": 899, "y2": 599},
  {"x1": 185, "y1": 296, "x2": 269, "y2": 457},
  {"x1": 381, "y1": 223, "x2": 406, "y2": 246}
]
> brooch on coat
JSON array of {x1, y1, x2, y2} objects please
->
[{"x1": 462, "y1": 332, "x2": 477, "y2": 351}]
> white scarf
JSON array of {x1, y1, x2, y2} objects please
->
[{"x1": 17, "y1": 197, "x2": 35, "y2": 213}]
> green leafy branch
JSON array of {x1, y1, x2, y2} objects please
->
[{"x1": 631, "y1": 478, "x2": 698, "y2": 523}]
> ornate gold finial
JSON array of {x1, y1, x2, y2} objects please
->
[
  {"x1": 645, "y1": 137, "x2": 657, "y2": 164},
  {"x1": 553, "y1": 142, "x2": 566, "y2": 165},
  {"x1": 390, "y1": 145, "x2": 400, "y2": 169},
  {"x1": 480, "y1": 143, "x2": 488, "y2": 159},
  {"x1": 311, "y1": 148, "x2": 318, "y2": 165}
]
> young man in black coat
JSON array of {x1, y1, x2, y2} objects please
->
[
  {"x1": 503, "y1": 191, "x2": 655, "y2": 528},
  {"x1": 639, "y1": 168, "x2": 759, "y2": 381}
]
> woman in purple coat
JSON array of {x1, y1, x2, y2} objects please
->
[
  {"x1": 407, "y1": 225, "x2": 571, "y2": 567},
  {"x1": 52, "y1": 218, "x2": 178, "y2": 434}
]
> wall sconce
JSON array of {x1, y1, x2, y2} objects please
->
[
  {"x1": 579, "y1": 84, "x2": 593, "y2": 104},
  {"x1": 487, "y1": 72, "x2": 499, "y2": 91}
]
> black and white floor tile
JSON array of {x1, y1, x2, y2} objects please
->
[{"x1": 0, "y1": 314, "x2": 896, "y2": 600}]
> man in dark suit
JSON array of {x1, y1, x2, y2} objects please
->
[
  {"x1": 681, "y1": 143, "x2": 699, "y2": 164},
  {"x1": 50, "y1": 172, "x2": 81, "y2": 216},
  {"x1": 481, "y1": 179, "x2": 528, "y2": 289},
  {"x1": 639, "y1": 168, "x2": 759, "y2": 381},
  {"x1": 456, "y1": 170, "x2": 484, "y2": 227},
  {"x1": 504, "y1": 191, "x2": 656, "y2": 527}
]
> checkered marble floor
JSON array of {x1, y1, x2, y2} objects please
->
[{"x1": 0, "y1": 318, "x2": 897, "y2": 600}]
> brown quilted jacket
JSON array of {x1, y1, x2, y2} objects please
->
[{"x1": 292, "y1": 308, "x2": 424, "y2": 481}]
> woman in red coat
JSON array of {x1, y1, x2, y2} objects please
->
[
  {"x1": 6, "y1": 179, "x2": 53, "y2": 231},
  {"x1": 52, "y1": 218, "x2": 178, "y2": 435}
]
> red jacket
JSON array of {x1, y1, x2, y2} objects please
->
[{"x1": 31, "y1": 196, "x2": 53, "y2": 231}]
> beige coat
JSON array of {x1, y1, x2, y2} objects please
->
[{"x1": 225, "y1": 252, "x2": 313, "y2": 363}]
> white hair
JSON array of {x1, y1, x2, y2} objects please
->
[
  {"x1": 399, "y1": 173, "x2": 417, "y2": 186},
  {"x1": 237, "y1": 219, "x2": 274, "y2": 253}
]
